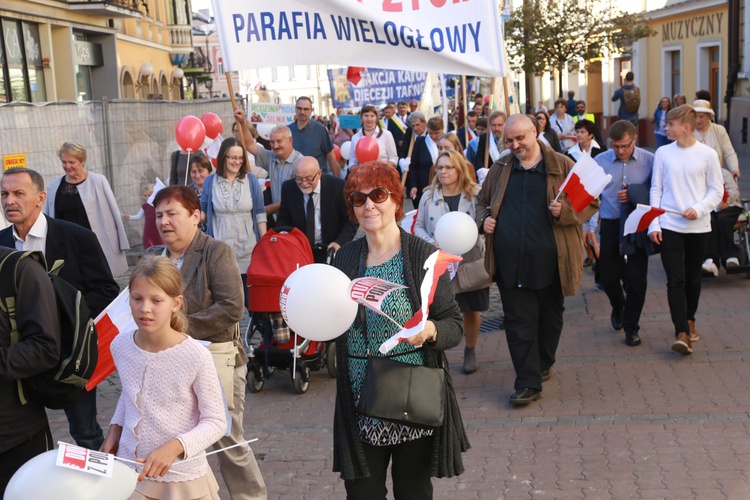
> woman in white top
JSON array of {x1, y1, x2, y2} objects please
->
[{"x1": 347, "y1": 104, "x2": 399, "y2": 170}]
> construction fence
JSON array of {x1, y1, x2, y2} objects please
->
[{"x1": 0, "y1": 98, "x2": 235, "y2": 246}]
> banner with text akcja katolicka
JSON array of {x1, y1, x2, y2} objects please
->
[{"x1": 212, "y1": 0, "x2": 505, "y2": 77}]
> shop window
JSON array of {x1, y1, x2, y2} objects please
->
[
  {"x1": 1, "y1": 19, "x2": 29, "y2": 101},
  {"x1": 0, "y1": 36, "x2": 6, "y2": 103}
]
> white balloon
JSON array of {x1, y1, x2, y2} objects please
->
[
  {"x1": 340, "y1": 141, "x2": 352, "y2": 160},
  {"x1": 434, "y1": 211, "x2": 479, "y2": 256},
  {"x1": 254, "y1": 123, "x2": 275, "y2": 140},
  {"x1": 5, "y1": 450, "x2": 137, "y2": 500},
  {"x1": 280, "y1": 264, "x2": 358, "y2": 342}
]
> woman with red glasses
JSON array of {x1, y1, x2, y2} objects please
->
[{"x1": 331, "y1": 161, "x2": 468, "y2": 498}]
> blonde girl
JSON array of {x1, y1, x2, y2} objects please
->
[{"x1": 101, "y1": 256, "x2": 226, "y2": 500}]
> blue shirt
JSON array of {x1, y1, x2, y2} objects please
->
[
  {"x1": 288, "y1": 120, "x2": 334, "y2": 173},
  {"x1": 595, "y1": 147, "x2": 654, "y2": 219}
]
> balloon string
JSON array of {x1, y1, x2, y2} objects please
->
[{"x1": 184, "y1": 149, "x2": 192, "y2": 185}]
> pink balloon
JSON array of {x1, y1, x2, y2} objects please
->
[
  {"x1": 333, "y1": 144, "x2": 342, "y2": 161},
  {"x1": 201, "y1": 112, "x2": 223, "y2": 140},
  {"x1": 175, "y1": 116, "x2": 206, "y2": 152},
  {"x1": 355, "y1": 136, "x2": 379, "y2": 163}
]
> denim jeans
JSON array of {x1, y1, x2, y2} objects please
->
[{"x1": 63, "y1": 387, "x2": 104, "y2": 450}]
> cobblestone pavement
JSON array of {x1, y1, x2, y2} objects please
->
[
  {"x1": 48, "y1": 171, "x2": 750, "y2": 498},
  {"x1": 47, "y1": 255, "x2": 750, "y2": 499}
]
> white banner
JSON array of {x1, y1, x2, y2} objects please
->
[{"x1": 212, "y1": 0, "x2": 505, "y2": 77}]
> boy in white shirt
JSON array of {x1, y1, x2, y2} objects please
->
[{"x1": 648, "y1": 105, "x2": 724, "y2": 354}]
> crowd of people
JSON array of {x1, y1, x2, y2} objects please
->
[{"x1": 0, "y1": 84, "x2": 746, "y2": 498}]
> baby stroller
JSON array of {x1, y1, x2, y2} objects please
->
[
  {"x1": 727, "y1": 198, "x2": 750, "y2": 278},
  {"x1": 245, "y1": 227, "x2": 336, "y2": 394}
]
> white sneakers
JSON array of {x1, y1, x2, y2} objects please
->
[
  {"x1": 727, "y1": 257, "x2": 740, "y2": 268},
  {"x1": 702, "y1": 259, "x2": 719, "y2": 277}
]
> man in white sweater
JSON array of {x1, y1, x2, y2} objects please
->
[{"x1": 648, "y1": 105, "x2": 724, "y2": 355}]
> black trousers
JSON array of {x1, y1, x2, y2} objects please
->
[
  {"x1": 706, "y1": 207, "x2": 742, "y2": 267},
  {"x1": 0, "y1": 425, "x2": 51, "y2": 496},
  {"x1": 599, "y1": 219, "x2": 649, "y2": 332},
  {"x1": 344, "y1": 436, "x2": 433, "y2": 500},
  {"x1": 498, "y1": 279, "x2": 564, "y2": 391},
  {"x1": 660, "y1": 229, "x2": 708, "y2": 336}
]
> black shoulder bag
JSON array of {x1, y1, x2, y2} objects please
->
[{"x1": 354, "y1": 252, "x2": 446, "y2": 428}]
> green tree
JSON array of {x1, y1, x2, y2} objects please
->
[{"x1": 505, "y1": 0, "x2": 655, "y2": 99}]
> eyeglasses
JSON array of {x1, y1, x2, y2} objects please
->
[
  {"x1": 296, "y1": 107, "x2": 312, "y2": 112},
  {"x1": 294, "y1": 170, "x2": 320, "y2": 184},
  {"x1": 226, "y1": 156, "x2": 244, "y2": 163},
  {"x1": 436, "y1": 165, "x2": 455, "y2": 172},
  {"x1": 348, "y1": 187, "x2": 391, "y2": 207},
  {"x1": 611, "y1": 140, "x2": 635, "y2": 151}
]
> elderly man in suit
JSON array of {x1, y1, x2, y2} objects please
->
[
  {"x1": 276, "y1": 156, "x2": 357, "y2": 262},
  {"x1": 0, "y1": 167, "x2": 120, "y2": 450}
]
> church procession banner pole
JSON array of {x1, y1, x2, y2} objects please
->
[
  {"x1": 461, "y1": 75, "x2": 469, "y2": 147},
  {"x1": 484, "y1": 78, "x2": 495, "y2": 169},
  {"x1": 226, "y1": 72, "x2": 245, "y2": 147}
]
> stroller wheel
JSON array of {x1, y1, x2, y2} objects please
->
[
  {"x1": 247, "y1": 369, "x2": 264, "y2": 393},
  {"x1": 291, "y1": 365, "x2": 311, "y2": 394},
  {"x1": 325, "y1": 342, "x2": 337, "y2": 377}
]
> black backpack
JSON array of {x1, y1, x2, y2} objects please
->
[{"x1": 0, "y1": 250, "x2": 98, "y2": 409}]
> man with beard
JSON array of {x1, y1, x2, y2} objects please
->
[{"x1": 476, "y1": 114, "x2": 598, "y2": 405}]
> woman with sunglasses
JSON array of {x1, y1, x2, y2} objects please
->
[
  {"x1": 332, "y1": 162, "x2": 469, "y2": 498},
  {"x1": 414, "y1": 150, "x2": 489, "y2": 375},
  {"x1": 200, "y1": 137, "x2": 267, "y2": 312}
]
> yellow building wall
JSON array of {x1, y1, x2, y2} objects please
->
[
  {"x1": 117, "y1": 40, "x2": 174, "y2": 97},
  {"x1": 645, "y1": 5, "x2": 728, "y2": 118}
]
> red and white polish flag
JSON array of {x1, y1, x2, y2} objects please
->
[
  {"x1": 85, "y1": 288, "x2": 136, "y2": 391},
  {"x1": 558, "y1": 154, "x2": 612, "y2": 212},
  {"x1": 379, "y1": 250, "x2": 462, "y2": 354},
  {"x1": 623, "y1": 204, "x2": 667, "y2": 236}
]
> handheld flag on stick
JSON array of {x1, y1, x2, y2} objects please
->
[
  {"x1": 623, "y1": 204, "x2": 667, "y2": 235},
  {"x1": 554, "y1": 154, "x2": 612, "y2": 212},
  {"x1": 379, "y1": 250, "x2": 462, "y2": 354},
  {"x1": 85, "y1": 288, "x2": 135, "y2": 390}
]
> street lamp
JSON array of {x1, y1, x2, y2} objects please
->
[
  {"x1": 135, "y1": 63, "x2": 154, "y2": 96},
  {"x1": 170, "y1": 68, "x2": 184, "y2": 100}
]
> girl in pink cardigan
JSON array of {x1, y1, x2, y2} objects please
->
[{"x1": 101, "y1": 256, "x2": 227, "y2": 500}]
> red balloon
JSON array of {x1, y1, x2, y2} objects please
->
[
  {"x1": 484, "y1": 95, "x2": 490, "y2": 104},
  {"x1": 211, "y1": 157, "x2": 218, "y2": 169},
  {"x1": 355, "y1": 136, "x2": 379, "y2": 163},
  {"x1": 175, "y1": 116, "x2": 206, "y2": 152},
  {"x1": 201, "y1": 113, "x2": 223, "y2": 140},
  {"x1": 333, "y1": 144, "x2": 342, "y2": 161}
]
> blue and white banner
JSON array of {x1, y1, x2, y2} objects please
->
[
  {"x1": 212, "y1": 0, "x2": 505, "y2": 77},
  {"x1": 328, "y1": 68, "x2": 428, "y2": 109}
]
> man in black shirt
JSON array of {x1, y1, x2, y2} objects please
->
[{"x1": 476, "y1": 114, "x2": 598, "y2": 405}]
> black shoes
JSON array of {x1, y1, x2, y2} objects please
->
[
  {"x1": 541, "y1": 370, "x2": 551, "y2": 382},
  {"x1": 625, "y1": 330, "x2": 641, "y2": 346},
  {"x1": 510, "y1": 388, "x2": 541, "y2": 405},
  {"x1": 611, "y1": 307, "x2": 624, "y2": 331}
]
